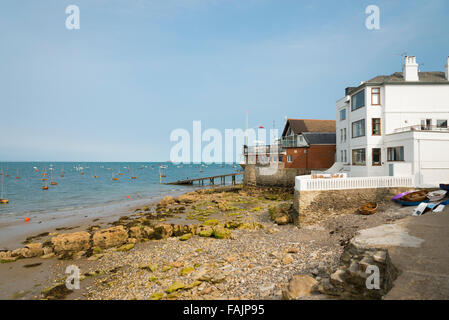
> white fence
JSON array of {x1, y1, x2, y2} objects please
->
[{"x1": 295, "y1": 175, "x2": 415, "y2": 192}]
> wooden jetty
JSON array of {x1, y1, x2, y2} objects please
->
[{"x1": 165, "y1": 172, "x2": 242, "y2": 186}]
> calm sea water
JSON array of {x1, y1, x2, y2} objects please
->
[{"x1": 0, "y1": 162, "x2": 242, "y2": 220}]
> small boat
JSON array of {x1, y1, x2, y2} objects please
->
[
  {"x1": 118, "y1": 168, "x2": 124, "y2": 176},
  {"x1": 427, "y1": 190, "x2": 447, "y2": 202},
  {"x1": 50, "y1": 171, "x2": 58, "y2": 185},
  {"x1": 392, "y1": 191, "x2": 415, "y2": 201},
  {"x1": 359, "y1": 202, "x2": 378, "y2": 215},
  {"x1": 440, "y1": 184, "x2": 449, "y2": 191},
  {"x1": 16, "y1": 169, "x2": 20, "y2": 179},
  {"x1": 396, "y1": 190, "x2": 430, "y2": 206},
  {"x1": 401, "y1": 190, "x2": 428, "y2": 203},
  {"x1": 0, "y1": 175, "x2": 8, "y2": 204},
  {"x1": 112, "y1": 170, "x2": 119, "y2": 181}
]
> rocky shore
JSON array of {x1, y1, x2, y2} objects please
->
[{"x1": 0, "y1": 185, "x2": 412, "y2": 300}]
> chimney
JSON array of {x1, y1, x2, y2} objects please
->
[
  {"x1": 403, "y1": 56, "x2": 419, "y2": 81},
  {"x1": 444, "y1": 57, "x2": 449, "y2": 80}
]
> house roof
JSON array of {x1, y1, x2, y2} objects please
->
[
  {"x1": 346, "y1": 71, "x2": 448, "y2": 95},
  {"x1": 302, "y1": 132, "x2": 336, "y2": 145},
  {"x1": 282, "y1": 119, "x2": 336, "y2": 136}
]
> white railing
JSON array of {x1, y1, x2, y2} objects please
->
[{"x1": 295, "y1": 175, "x2": 415, "y2": 192}]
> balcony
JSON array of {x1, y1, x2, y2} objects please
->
[
  {"x1": 393, "y1": 124, "x2": 449, "y2": 133},
  {"x1": 243, "y1": 144, "x2": 284, "y2": 156}
]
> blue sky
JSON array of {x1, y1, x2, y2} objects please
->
[{"x1": 1, "y1": 0, "x2": 448, "y2": 162}]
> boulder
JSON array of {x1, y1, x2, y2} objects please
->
[
  {"x1": 22, "y1": 243, "x2": 43, "y2": 258},
  {"x1": 143, "y1": 226, "x2": 155, "y2": 239},
  {"x1": 153, "y1": 224, "x2": 173, "y2": 239},
  {"x1": 93, "y1": 226, "x2": 128, "y2": 249},
  {"x1": 129, "y1": 226, "x2": 144, "y2": 240},
  {"x1": 159, "y1": 195, "x2": 175, "y2": 207},
  {"x1": 212, "y1": 226, "x2": 231, "y2": 239},
  {"x1": 282, "y1": 274, "x2": 318, "y2": 300},
  {"x1": 172, "y1": 224, "x2": 188, "y2": 236},
  {"x1": 0, "y1": 251, "x2": 12, "y2": 259},
  {"x1": 269, "y1": 203, "x2": 293, "y2": 225},
  {"x1": 51, "y1": 232, "x2": 91, "y2": 254},
  {"x1": 175, "y1": 194, "x2": 196, "y2": 204}
]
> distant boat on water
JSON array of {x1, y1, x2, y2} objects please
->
[{"x1": 0, "y1": 174, "x2": 8, "y2": 204}]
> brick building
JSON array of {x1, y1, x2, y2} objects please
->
[
  {"x1": 241, "y1": 119, "x2": 336, "y2": 186},
  {"x1": 280, "y1": 119, "x2": 336, "y2": 172}
]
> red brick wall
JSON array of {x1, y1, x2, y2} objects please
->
[{"x1": 282, "y1": 145, "x2": 335, "y2": 170}]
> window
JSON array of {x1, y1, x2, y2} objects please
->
[
  {"x1": 372, "y1": 148, "x2": 381, "y2": 166},
  {"x1": 437, "y1": 119, "x2": 448, "y2": 128},
  {"x1": 352, "y1": 119, "x2": 365, "y2": 138},
  {"x1": 352, "y1": 149, "x2": 366, "y2": 166},
  {"x1": 340, "y1": 129, "x2": 346, "y2": 143},
  {"x1": 344, "y1": 150, "x2": 347, "y2": 163},
  {"x1": 421, "y1": 119, "x2": 432, "y2": 130},
  {"x1": 340, "y1": 109, "x2": 346, "y2": 121},
  {"x1": 351, "y1": 90, "x2": 365, "y2": 111},
  {"x1": 341, "y1": 150, "x2": 344, "y2": 162},
  {"x1": 371, "y1": 87, "x2": 380, "y2": 105},
  {"x1": 279, "y1": 155, "x2": 283, "y2": 162},
  {"x1": 387, "y1": 147, "x2": 404, "y2": 161},
  {"x1": 287, "y1": 155, "x2": 292, "y2": 163},
  {"x1": 372, "y1": 118, "x2": 381, "y2": 135}
]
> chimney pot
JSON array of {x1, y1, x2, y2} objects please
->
[{"x1": 403, "y1": 56, "x2": 419, "y2": 81}]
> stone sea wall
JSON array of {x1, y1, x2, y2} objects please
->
[{"x1": 292, "y1": 187, "x2": 411, "y2": 226}]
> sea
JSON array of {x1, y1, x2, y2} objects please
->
[{"x1": 0, "y1": 162, "x2": 242, "y2": 222}]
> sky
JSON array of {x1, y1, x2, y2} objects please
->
[{"x1": 1, "y1": 0, "x2": 449, "y2": 162}]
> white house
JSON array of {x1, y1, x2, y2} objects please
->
[{"x1": 336, "y1": 56, "x2": 449, "y2": 187}]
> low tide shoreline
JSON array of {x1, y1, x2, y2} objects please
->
[
  {"x1": 0, "y1": 188, "x2": 196, "y2": 250},
  {"x1": 0, "y1": 185, "x2": 413, "y2": 300}
]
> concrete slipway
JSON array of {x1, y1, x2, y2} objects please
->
[{"x1": 351, "y1": 211, "x2": 449, "y2": 299}]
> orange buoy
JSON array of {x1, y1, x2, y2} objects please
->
[
  {"x1": 112, "y1": 178, "x2": 119, "y2": 181},
  {"x1": 25, "y1": 217, "x2": 30, "y2": 222},
  {"x1": 93, "y1": 175, "x2": 99, "y2": 178},
  {"x1": 42, "y1": 186, "x2": 49, "y2": 190},
  {"x1": 131, "y1": 176, "x2": 137, "y2": 179}
]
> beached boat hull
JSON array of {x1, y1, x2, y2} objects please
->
[
  {"x1": 396, "y1": 198, "x2": 429, "y2": 206},
  {"x1": 392, "y1": 191, "x2": 414, "y2": 201},
  {"x1": 359, "y1": 202, "x2": 378, "y2": 215},
  {"x1": 401, "y1": 190, "x2": 428, "y2": 203},
  {"x1": 427, "y1": 190, "x2": 447, "y2": 202}
]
